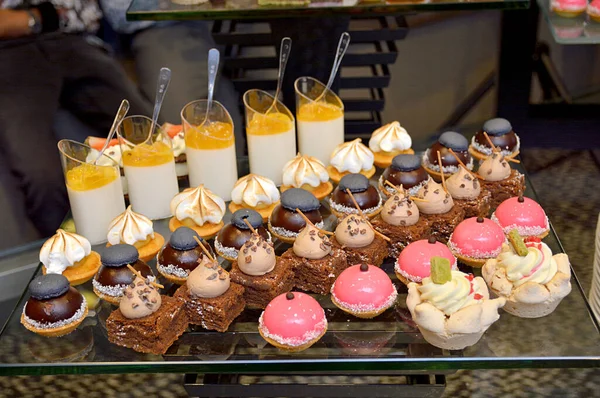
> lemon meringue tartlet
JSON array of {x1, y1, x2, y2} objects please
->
[
  {"x1": 106, "y1": 206, "x2": 165, "y2": 262},
  {"x1": 280, "y1": 153, "x2": 333, "y2": 200},
  {"x1": 368, "y1": 121, "x2": 414, "y2": 168},
  {"x1": 229, "y1": 174, "x2": 281, "y2": 221},
  {"x1": 482, "y1": 235, "x2": 571, "y2": 318},
  {"x1": 327, "y1": 138, "x2": 376, "y2": 183},
  {"x1": 169, "y1": 185, "x2": 226, "y2": 239},
  {"x1": 40, "y1": 229, "x2": 101, "y2": 286}
]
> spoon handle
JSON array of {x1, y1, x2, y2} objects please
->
[
  {"x1": 148, "y1": 67, "x2": 171, "y2": 143},
  {"x1": 205, "y1": 48, "x2": 220, "y2": 118},
  {"x1": 273, "y1": 37, "x2": 292, "y2": 104},
  {"x1": 325, "y1": 32, "x2": 351, "y2": 92},
  {"x1": 95, "y1": 99, "x2": 129, "y2": 165}
]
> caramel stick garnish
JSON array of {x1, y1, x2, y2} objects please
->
[
  {"x1": 126, "y1": 264, "x2": 164, "y2": 289},
  {"x1": 409, "y1": 195, "x2": 428, "y2": 203},
  {"x1": 345, "y1": 189, "x2": 390, "y2": 242},
  {"x1": 295, "y1": 208, "x2": 334, "y2": 235},
  {"x1": 436, "y1": 151, "x2": 448, "y2": 194},
  {"x1": 384, "y1": 179, "x2": 427, "y2": 203},
  {"x1": 483, "y1": 132, "x2": 521, "y2": 164},
  {"x1": 242, "y1": 218, "x2": 258, "y2": 235},
  {"x1": 193, "y1": 235, "x2": 215, "y2": 262},
  {"x1": 483, "y1": 132, "x2": 499, "y2": 152},
  {"x1": 448, "y1": 148, "x2": 484, "y2": 180}
]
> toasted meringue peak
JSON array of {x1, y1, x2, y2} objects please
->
[
  {"x1": 40, "y1": 229, "x2": 91, "y2": 275},
  {"x1": 231, "y1": 174, "x2": 280, "y2": 207},
  {"x1": 369, "y1": 121, "x2": 412, "y2": 153},
  {"x1": 330, "y1": 138, "x2": 374, "y2": 173},
  {"x1": 107, "y1": 205, "x2": 154, "y2": 246},
  {"x1": 171, "y1": 185, "x2": 226, "y2": 226},
  {"x1": 282, "y1": 153, "x2": 330, "y2": 188}
]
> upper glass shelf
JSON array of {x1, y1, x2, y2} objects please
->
[
  {"x1": 538, "y1": 0, "x2": 600, "y2": 44},
  {"x1": 127, "y1": 0, "x2": 530, "y2": 21}
]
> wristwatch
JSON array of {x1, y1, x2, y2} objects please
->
[{"x1": 25, "y1": 9, "x2": 42, "y2": 35}]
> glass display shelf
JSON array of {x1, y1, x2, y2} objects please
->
[
  {"x1": 0, "y1": 157, "x2": 599, "y2": 377},
  {"x1": 538, "y1": 0, "x2": 600, "y2": 44},
  {"x1": 127, "y1": 0, "x2": 530, "y2": 21}
]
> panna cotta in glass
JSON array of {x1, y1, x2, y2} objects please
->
[
  {"x1": 182, "y1": 100, "x2": 238, "y2": 200},
  {"x1": 58, "y1": 139, "x2": 126, "y2": 245},
  {"x1": 118, "y1": 115, "x2": 179, "y2": 220},
  {"x1": 243, "y1": 89, "x2": 296, "y2": 185},
  {"x1": 295, "y1": 76, "x2": 344, "y2": 165}
]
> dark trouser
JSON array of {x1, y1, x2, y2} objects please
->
[{"x1": 0, "y1": 33, "x2": 152, "y2": 250}]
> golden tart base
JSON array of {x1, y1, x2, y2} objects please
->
[
  {"x1": 280, "y1": 181, "x2": 333, "y2": 201},
  {"x1": 373, "y1": 148, "x2": 415, "y2": 169},
  {"x1": 106, "y1": 232, "x2": 165, "y2": 263},
  {"x1": 327, "y1": 166, "x2": 376, "y2": 184},
  {"x1": 21, "y1": 307, "x2": 88, "y2": 338},
  {"x1": 228, "y1": 202, "x2": 279, "y2": 222},
  {"x1": 169, "y1": 217, "x2": 223, "y2": 240},
  {"x1": 42, "y1": 251, "x2": 101, "y2": 286}
]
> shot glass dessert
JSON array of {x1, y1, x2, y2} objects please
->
[
  {"x1": 244, "y1": 89, "x2": 296, "y2": 185},
  {"x1": 58, "y1": 139, "x2": 126, "y2": 244},
  {"x1": 160, "y1": 123, "x2": 188, "y2": 180},
  {"x1": 118, "y1": 115, "x2": 179, "y2": 220},
  {"x1": 295, "y1": 76, "x2": 344, "y2": 165},
  {"x1": 182, "y1": 100, "x2": 238, "y2": 200}
]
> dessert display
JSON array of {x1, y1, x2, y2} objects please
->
[
  {"x1": 295, "y1": 76, "x2": 345, "y2": 165},
  {"x1": 58, "y1": 139, "x2": 126, "y2": 245},
  {"x1": 92, "y1": 244, "x2": 154, "y2": 305},
  {"x1": 174, "y1": 252, "x2": 245, "y2": 332},
  {"x1": 469, "y1": 118, "x2": 520, "y2": 161},
  {"x1": 85, "y1": 136, "x2": 128, "y2": 194},
  {"x1": 331, "y1": 264, "x2": 398, "y2": 319},
  {"x1": 491, "y1": 196, "x2": 550, "y2": 239},
  {"x1": 280, "y1": 153, "x2": 333, "y2": 200},
  {"x1": 229, "y1": 174, "x2": 280, "y2": 221},
  {"x1": 482, "y1": 231, "x2": 571, "y2": 318},
  {"x1": 259, "y1": 292, "x2": 327, "y2": 352},
  {"x1": 477, "y1": 149, "x2": 525, "y2": 210},
  {"x1": 551, "y1": 0, "x2": 587, "y2": 17},
  {"x1": 281, "y1": 213, "x2": 347, "y2": 295},
  {"x1": 182, "y1": 100, "x2": 238, "y2": 201},
  {"x1": 21, "y1": 274, "x2": 88, "y2": 337},
  {"x1": 422, "y1": 131, "x2": 473, "y2": 180},
  {"x1": 244, "y1": 90, "x2": 296, "y2": 185},
  {"x1": 157, "y1": 226, "x2": 215, "y2": 284},
  {"x1": 106, "y1": 272, "x2": 188, "y2": 354},
  {"x1": 371, "y1": 184, "x2": 430, "y2": 257},
  {"x1": 406, "y1": 258, "x2": 506, "y2": 350},
  {"x1": 368, "y1": 121, "x2": 414, "y2": 168},
  {"x1": 445, "y1": 163, "x2": 491, "y2": 219},
  {"x1": 40, "y1": 229, "x2": 101, "y2": 286},
  {"x1": 229, "y1": 232, "x2": 294, "y2": 308},
  {"x1": 215, "y1": 209, "x2": 271, "y2": 261},
  {"x1": 448, "y1": 217, "x2": 506, "y2": 267},
  {"x1": 106, "y1": 206, "x2": 165, "y2": 262},
  {"x1": 414, "y1": 178, "x2": 465, "y2": 243},
  {"x1": 268, "y1": 188, "x2": 324, "y2": 244},
  {"x1": 160, "y1": 123, "x2": 188, "y2": 179},
  {"x1": 395, "y1": 237, "x2": 458, "y2": 285},
  {"x1": 329, "y1": 173, "x2": 382, "y2": 219},
  {"x1": 378, "y1": 154, "x2": 430, "y2": 198},
  {"x1": 327, "y1": 138, "x2": 376, "y2": 183},
  {"x1": 169, "y1": 185, "x2": 226, "y2": 239},
  {"x1": 588, "y1": 0, "x2": 600, "y2": 21}
]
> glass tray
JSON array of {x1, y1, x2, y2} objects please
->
[{"x1": 538, "y1": 0, "x2": 600, "y2": 45}]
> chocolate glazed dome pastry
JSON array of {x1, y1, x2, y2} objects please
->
[
  {"x1": 469, "y1": 118, "x2": 520, "y2": 161},
  {"x1": 329, "y1": 173, "x2": 382, "y2": 219},
  {"x1": 378, "y1": 154, "x2": 430, "y2": 198},
  {"x1": 422, "y1": 131, "x2": 473, "y2": 180},
  {"x1": 268, "y1": 188, "x2": 324, "y2": 244},
  {"x1": 215, "y1": 209, "x2": 271, "y2": 262}
]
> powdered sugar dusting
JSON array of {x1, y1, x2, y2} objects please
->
[
  {"x1": 269, "y1": 221, "x2": 324, "y2": 238},
  {"x1": 491, "y1": 213, "x2": 549, "y2": 237},
  {"x1": 258, "y1": 312, "x2": 327, "y2": 347},
  {"x1": 448, "y1": 237, "x2": 504, "y2": 259},
  {"x1": 329, "y1": 195, "x2": 382, "y2": 215},
  {"x1": 23, "y1": 297, "x2": 87, "y2": 330},
  {"x1": 157, "y1": 263, "x2": 190, "y2": 279},
  {"x1": 214, "y1": 239, "x2": 238, "y2": 260},
  {"x1": 422, "y1": 150, "x2": 474, "y2": 173},
  {"x1": 470, "y1": 136, "x2": 519, "y2": 156}
]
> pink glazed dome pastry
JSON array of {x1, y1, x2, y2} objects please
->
[
  {"x1": 588, "y1": 0, "x2": 600, "y2": 21},
  {"x1": 331, "y1": 264, "x2": 398, "y2": 319},
  {"x1": 491, "y1": 196, "x2": 550, "y2": 239},
  {"x1": 395, "y1": 237, "x2": 457, "y2": 285},
  {"x1": 258, "y1": 292, "x2": 327, "y2": 352},
  {"x1": 449, "y1": 217, "x2": 506, "y2": 268},
  {"x1": 551, "y1": 0, "x2": 587, "y2": 17}
]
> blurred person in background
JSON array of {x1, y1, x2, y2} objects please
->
[{"x1": 0, "y1": 0, "x2": 152, "y2": 250}]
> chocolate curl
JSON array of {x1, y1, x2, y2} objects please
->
[
  {"x1": 126, "y1": 264, "x2": 164, "y2": 289},
  {"x1": 436, "y1": 151, "x2": 448, "y2": 194},
  {"x1": 295, "y1": 208, "x2": 334, "y2": 235},
  {"x1": 344, "y1": 188, "x2": 391, "y2": 242},
  {"x1": 193, "y1": 235, "x2": 215, "y2": 262},
  {"x1": 448, "y1": 148, "x2": 484, "y2": 180},
  {"x1": 384, "y1": 180, "x2": 427, "y2": 203}
]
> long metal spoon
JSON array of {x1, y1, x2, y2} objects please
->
[
  {"x1": 199, "y1": 48, "x2": 220, "y2": 128},
  {"x1": 144, "y1": 67, "x2": 171, "y2": 144},
  {"x1": 315, "y1": 32, "x2": 350, "y2": 102},
  {"x1": 94, "y1": 99, "x2": 129, "y2": 165},
  {"x1": 265, "y1": 37, "x2": 292, "y2": 115}
]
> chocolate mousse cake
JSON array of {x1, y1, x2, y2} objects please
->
[
  {"x1": 422, "y1": 131, "x2": 473, "y2": 180},
  {"x1": 478, "y1": 152, "x2": 525, "y2": 209},
  {"x1": 281, "y1": 223, "x2": 348, "y2": 295},
  {"x1": 446, "y1": 166, "x2": 492, "y2": 218},
  {"x1": 229, "y1": 234, "x2": 294, "y2": 309},
  {"x1": 470, "y1": 118, "x2": 520, "y2": 160},
  {"x1": 268, "y1": 188, "x2": 324, "y2": 244},
  {"x1": 414, "y1": 179, "x2": 465, "y2": 243},
  {"x1": 332, "y1": 214, "x2": 388, "y2": 267},
  {"x1": 329, "y1": 173, "x2": 382, "y2": 219},
  {"x1": 106, "y1": 276, "x2": 187, "y2": 355},
  {"x1": 215, "y1": 209, "x2": 271, "y2": 261},
  {"x1": 378, "y1": 154, "x2": 430, "y2": 198},
  {"x1": 174, "y1": 258, "x2": 245, "y2": 332}
]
